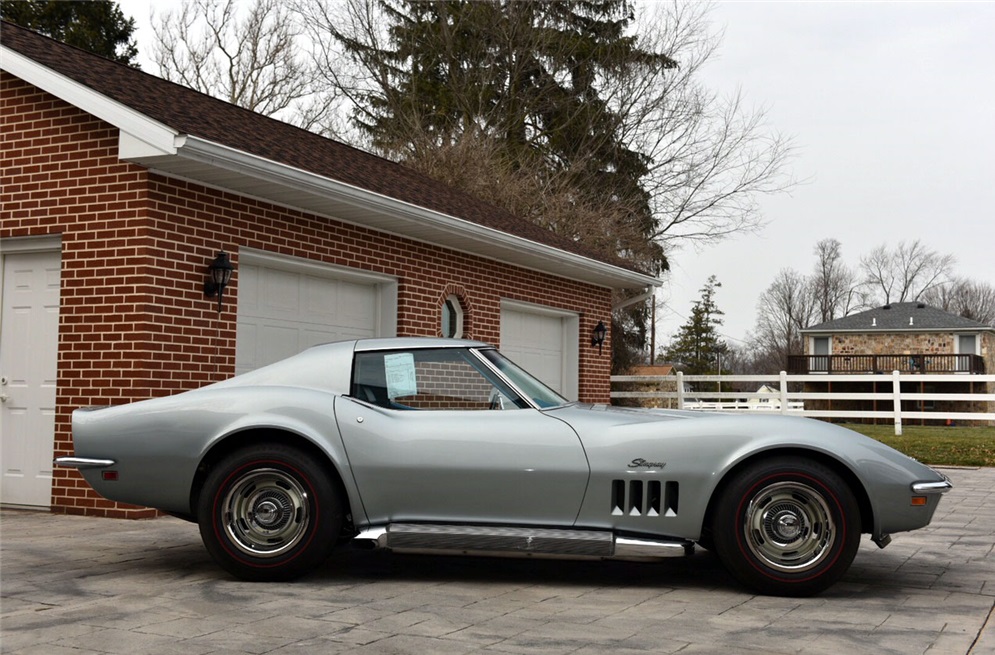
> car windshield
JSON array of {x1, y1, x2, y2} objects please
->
[{"x1": 477, "y1": 349, "x2": 569, "y2": 409}]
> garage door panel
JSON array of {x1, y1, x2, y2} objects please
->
[
  {"x1": 238, "y1": 265, "x2": 259, "y2": 313},
  {"x1": 235, "y1": 322, "x2": 259, "y2": 371},
  {"x1": 261, "y1": 269, "x2": 301, "y2": 315},
  {"x1": 237, "y1": 258, "x2": 389, "y2": 374},
  {"x1": 303, "y1": 276, "x2": 339, "y2": 317},
  {"x1": 260, "y1": 324, "x2": 303, "y2": 362},
  {"x1": 500, "y1": 305, "x2": 578, "y2": 400},
  {"x1": 337, "y1": 281, "x2": 378, "y2": 325}
]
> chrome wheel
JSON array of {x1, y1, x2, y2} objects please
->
[
  {"x1": 199, "y1": 444, "x2": 343, "y2": 581},
  {"x1": 221, "y1": 467, "x2": 310, "y2": 558},
  {"x1": 712, "y1": 458, "x2": 861, "y2": 596},
  {"x1": 742, "y1": 480, "x2": 835, "y2": 574}
]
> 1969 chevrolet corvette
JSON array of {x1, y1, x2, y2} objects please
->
[{"x1": 57, "y1": 338, "x2": 952, "y2": 596}]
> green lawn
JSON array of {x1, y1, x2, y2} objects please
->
[{"x1": 842, "y1": 423, "x2": 995, "y2": 467}]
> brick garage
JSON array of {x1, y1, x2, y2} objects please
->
[{"x1": 1, "y1": 24, "x2": 657, "y2": 517}]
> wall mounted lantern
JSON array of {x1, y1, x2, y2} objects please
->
[
  {"x1": 204, "y1": 250, "x2": 234, "y2": 313},
  {"x1": 591, "y1": 320, "x2": 608, "y2": 354}
]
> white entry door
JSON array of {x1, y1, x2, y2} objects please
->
[
  {"x1": 1, "y1": 246, "x2": 61, "y2": 507},
  {"x1": 500, "y1": 301, "x2": 579, "y2": 401}
]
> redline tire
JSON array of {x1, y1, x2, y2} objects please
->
[
  {"x1": 712, "y1": 457, "x2": 860, "y2": 597},
  {"x1": 197, "y1": 443, "x2": 341, "y2": 581}
]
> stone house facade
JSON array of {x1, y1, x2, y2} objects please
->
[{"x1": 795, "y1": 303, "x2": 995, "y2": 424}]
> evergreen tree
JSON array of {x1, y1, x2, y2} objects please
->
[
  {"x1": 663, "y1": 276, "x2": 727, "y2": 377},
  {"x1": 328, "y1": 0, "x2": 670, "y2": 276},
  {"x1": 1, "y1": 0, "x2": 139, "y2": 67}
]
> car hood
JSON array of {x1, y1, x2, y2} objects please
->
[
  {"x1": 546, "y1": 403, "x2": 942, "y2": 483},
  {"x1": 551, "y1": 403, "x2": 721, "y2": 425}
]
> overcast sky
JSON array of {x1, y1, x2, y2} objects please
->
[
  {"x1": 130, "y1": 1, "x2": 994, "y2": 348},
  {"x1": 659, "y1": 1, "x2": 995, "y2": 347}
]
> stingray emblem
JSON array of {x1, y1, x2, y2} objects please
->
[{"x1": 629, "y1": 458, "x2": 666, "y2": 469}]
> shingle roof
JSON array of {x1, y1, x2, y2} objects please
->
[
  {"x1": 1, "y1": 21, "x2": 642, "y2": 275},
  {"x1": 803, "y1": 302, "x2": 994, "y2": 333}
]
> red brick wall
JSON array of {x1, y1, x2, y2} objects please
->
[{"x1": 1, "y1": 73, "x2": 614, "y2": 518}]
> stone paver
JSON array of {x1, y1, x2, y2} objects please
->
[{"x1": 2, "y1": 467, "x2": 993, "y2": 655}]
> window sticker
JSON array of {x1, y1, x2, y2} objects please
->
[{"x1": 384, "y1": 352, "x2": 417, "y2": 399}]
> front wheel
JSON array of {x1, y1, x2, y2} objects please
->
[
  {"x1": 197, "y1": 444, "x2": 342, "y2": 581},
  {"x1": 711, "y1": 457, "x2": 860, "y2": 597}
]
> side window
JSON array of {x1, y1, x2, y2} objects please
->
[{"x1": 352, "y1": 349, "x2": 526, "y2": 411}]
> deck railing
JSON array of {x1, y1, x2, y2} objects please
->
[{"x1": 787, "y1": 353, "x2": 985, "y2": 374}]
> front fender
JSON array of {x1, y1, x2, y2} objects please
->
[{"x1": 556, "y1": 407, "x2": 942, "y2": 541}]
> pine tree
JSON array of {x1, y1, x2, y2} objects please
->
[
  {"x1": 663, "y1": 276, "x2": 727, "y2": 377},
  {"x1": 1, "y1": 0, "x2": 139, "y2": 66},
  {"x1": 331, "y1": 0, "x2": 671, "y2": 276}
]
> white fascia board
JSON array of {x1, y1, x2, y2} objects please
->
[
  {"x1": 1, "y1": 46, "x2": 177, "y2": 158},
  {"x1": 175, "y1": 135, "x2": 660, "y2": 290}
]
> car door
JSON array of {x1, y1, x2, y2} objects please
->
[{"x1": 335, "y1": 348, "x2": 589, "y2": 526}]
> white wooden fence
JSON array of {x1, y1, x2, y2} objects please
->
[{"x1": 610, "y1": 371, "x2": 995, "y2": 435}]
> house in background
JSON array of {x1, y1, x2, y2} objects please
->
[
  {"x1": 746, "y1": 384, "x2": 781, "y2": 410},
  {"x1": 790, "y1": 302, "x2": 995, "y2": 423},
  {"x1": 622, "y1": 364, "x2": 679, "y2": 409},
  {"x1": 0, "y1": 23, "x2": 658, "y2": 516}
]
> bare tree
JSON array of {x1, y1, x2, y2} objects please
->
[
  {"x1": 922, "y1": 277, "x2": 995, "y2": 326},
  {"x1": 811, "y1": 238, "x2": 864, "y2": 322},
  {"x1": 150, "y1": 0, "x2": 334, "y2": 131},
  {"x1": 627, "y1": 2, "x2": 796, "y2": 246},
  {"x1": 749, "y1": 268, "x2": 817, "y2": 373},
  {"x1": 860, "y1": 240, "x2": 956, "y2": 305}
]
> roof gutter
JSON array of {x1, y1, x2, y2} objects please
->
[
  {"x1": 172, "y1": 135, "x2": 660, "y2": 290},
  {"x1": 612, "y1": 288, "x2": 656, "y2": 311}
]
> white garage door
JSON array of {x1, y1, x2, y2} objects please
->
[
  {"x1": 500, "y1": 301, "x2": 579, "y2": 401},
  {"x1": 236, "y1": 252, "x2": 396, "y2": 374}
]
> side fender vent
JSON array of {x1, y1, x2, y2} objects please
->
[{"x1": 611, "y1": 479, "x2": 677, "y2": 517}]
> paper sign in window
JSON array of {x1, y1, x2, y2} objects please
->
[{"x1": 384, "y1": 353, "x2": 417, "y2": 399}]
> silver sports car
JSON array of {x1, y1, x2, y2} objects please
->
[{"x1": 57, "y1": 338, "x2": 952, "y2": 596}]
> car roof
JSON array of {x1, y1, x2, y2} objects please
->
[
  {"x1": 210, "y1": 338, "x2": 495, "y2": 394},
  {"x1": 352, "y1": 337, "x2": 493, "y2": 352}
]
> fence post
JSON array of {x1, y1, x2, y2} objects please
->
[
  {"x1": 779, "y1": 371, "x2": 788, "y2": 415},
  {"x1": 892, "y1": 370, "x2": 903, "y2": 436},
  {"x1": 677, "y1": 371, "x2": 685, "y2": 410}
]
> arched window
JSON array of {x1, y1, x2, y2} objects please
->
[{"x1": 441, "y1": 295, "x2": 464, "y2": 338}]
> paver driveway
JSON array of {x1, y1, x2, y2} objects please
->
[{"x1": 2, "y1": 467, "x2": 993, "y2": 655}]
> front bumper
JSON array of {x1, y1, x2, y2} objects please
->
[
  {"x1": 54, "y1": 456, "x2": 116, "y2": 469},
  {"x1": 911, "y1": 477, "x2": 953, "y2": 494}
]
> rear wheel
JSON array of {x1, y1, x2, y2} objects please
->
[
  {"x1": 712, "y1": 457, "x2": 860, "y2": 596},
  {"x1": 197, "y1": 443, "x2": 341, "y2": 581}
]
